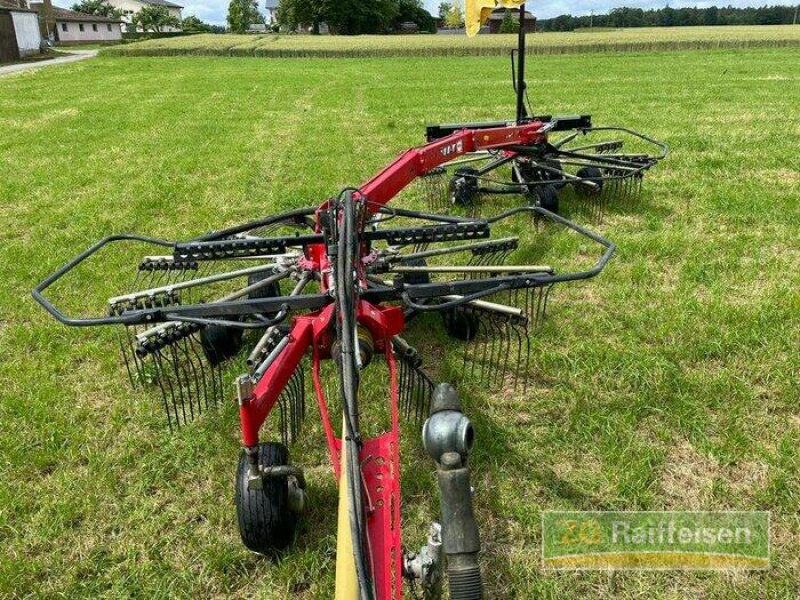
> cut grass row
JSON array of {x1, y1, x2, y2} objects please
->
[{"x1": 102, "y1": 25, "x2": 800, "y2": 58}]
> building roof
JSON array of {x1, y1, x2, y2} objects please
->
[
  {"x1": 139, "y1": 0, "x2": 183, "y2": 9},
  {"x1": 487, "y1": 7, "x2": 534, "y2": 20},
  {"x1": 0, "y1": 0, "x2": 38, "y2": 12},
  {"x1": 29, "y1": 2, "x2": 123, "y2": 21}
]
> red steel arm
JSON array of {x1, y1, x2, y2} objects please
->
[
  {"x1": 359, "y1": 121, "x2": 545, "y2": 209},
  {"x1": 239, "y1": 318, "x2": 314, "y2": 447}
]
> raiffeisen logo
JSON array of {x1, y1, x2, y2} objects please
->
[{"x1": 542, "y1": 511, "x2": 770, "y2": 570}]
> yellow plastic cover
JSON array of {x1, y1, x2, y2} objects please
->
[{"x1": 465, "y1": 0, "x2": 527, "y2": 37}]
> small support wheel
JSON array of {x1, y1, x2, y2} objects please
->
[
  {"x1": 575, "y1": 166, "x2": 604, "y2": 198},
  {"x1": 402, "y1": 257, "x2": 431, "y2": 286},
  {"x1": 532, "y1": 184, "x2": 560, "y2": 215},
  {"x1": 200, "y1": 272, "x2": 282, "y2": 365},
  {"x1": 236, "y1": 442, "x2": 298, "y2": 555},
  {"x1": 441, "y1": 308, "x2": 480, "y2": 341},
  {"x1": 448, "y1": 167, "x2": 480, "y2": 208}
]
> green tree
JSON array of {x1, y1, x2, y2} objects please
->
[
  {"x1": 325, "y1": 0, "x2": 398, "y2": 34},
  {"x1": 181, "y1": 14, "x2": 212, "y2": 32},
  {"x1": 70, "y1": 0, "x2": 121, "y2": 18},
  {"x1": 443, "y1": 2, "x2": 463, "y2": 28},
  {"x1": 395, "y1": 0, "x2": 436, "y2": 32},
  {"x1": 227, "y1": 0, "x2": 262, "y2": 33},
  {"x1": 276, "y1": 0, "x2": 325, "y2": 33},
  {"x1": 498, "y1": 10, "x2": 516, "y2": 33},
  {"x1": 438, "y1": 1, "x2": 452, "y2": 21},
  {"x1": 133, "y1": 5, "x2": 180, "y2": 31}
]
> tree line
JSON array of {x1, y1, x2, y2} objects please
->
[
  {"x1": 276, "y1": 0, "x2": 437, "y2": 34},
  {"x1": 538, "y1": 5, "x2": 799, "y2": 31}
]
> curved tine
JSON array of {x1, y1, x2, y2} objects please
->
[
  {"x1": 416, "y1": 364, "x2": 428, "y2": 424},
  {"x1": 483, "y1": 313, "x2": 496, "y2": 383},
  {"x1": 118, "y1": 328, "x2": 137, "y2": 388},
  {"x1": 288, "y1": 369, "x2": 300, "y2": 441},
  {"x1": 474, "y1": 310, "x2": 489, "y2": 381},
  {"x1": 499, "y1": 317, "x2": 511, "y2": 386},
  {"x1": 297, "y1": 367, "x2": 306, "y2": 438},
  {"x1": 512, "y1": 319, "x2": 524, "y2": 391},
  {"x1": 288, "y1": 369, "x2": 300, "y2": 443},
  {"x1": 300, "y1": 367, "x2": 307, "y2": 423},
  {"x1": 407, "y1": 359, "x2": 417, "y2": 420},
  {"x1": 278, "y1": 392, "x2": 288, "y2": 447},
  {"x1": 488, "y1": 314, "x2": 501, "y2": 385},
  {"x1": 131, "y1": 326, "x2": 149, "y2": 384},
  {"x1": 542, "y1": 284, "x2": 553, "y2": 327},
  {"x1": 187, "y1": 333, "x2": 211, "y2": 411},
  {"x1": 153, "y1": 348, "x2": 178, "y2": 431},
  {"x1": 399, "y1": 357, "x2": 411, "y2": 418},
  {"x1": 167, "y1": 342, "x2": 193, "y2": 424},
  {"x1": 178, "y1": 337, "x2": 205, "y2": 416},
  {"x1": 489, "y1": 313, "x2": 503, "y2": 384}
]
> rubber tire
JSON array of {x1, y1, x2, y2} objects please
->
[
  {"x1": 247, "y1": 270, "x2": 283, "y2": 317},
  {"x1": 235, "y1": 442, "x2": 297, "y2": 555},
  {"x1": 534, "y1": 184, "x2": 560, "y2": 215},
  {"x1": 449, "y1": 167, "x2": 480, "y2": 207},
  {"x1": 200, "y1": 272, "x2": 282, "y2": 365},
  {"x1": 441, "y1": 308, "x2": 480, "y2": 342},
  {"x1": 403, "y1": 257, "x2": 430, "y2": 286},
  {"x1": 575, "y1": 166, "x2": 603, "y2": 198},
  {"x1": 200, "y1": 324, "x2": 244, "y2": 367}
]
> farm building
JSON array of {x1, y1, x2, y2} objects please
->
[
  {"x1": 29, "y1": 2, "x2": 122, "y2": 43},
  {"x1": 0, "y1": 0, "x2": 42, "y2": 61},
  {"x1": 108, "y1": 0, "x2": 182, "y2": 32},
  {"x1": 487, "y1": 8, "x2": 535, "y2": 34}
]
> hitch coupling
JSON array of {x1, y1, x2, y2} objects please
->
[{"x1": 423, "y1": 384, "x2": 483, "y2": 600}]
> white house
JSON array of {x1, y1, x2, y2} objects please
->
[
  {"x1": 0, "y1": 0, "x2": 42, "y2": 59},
  {"x1": 29, "y1": 3, "x2": 123, "y2": 43},
  {"x1": 264, "y1": 0, "x2": 276, "y2": 25},
  {"x1": 108, "y1": 0, "x2": 182, "y2": 32}
]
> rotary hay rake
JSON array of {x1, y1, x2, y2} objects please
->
[
  {"x1": 421, "y1": 10, "x2": 667, "y2": 223},
  {"x1": 35, "y1": 119, "x2": 615, "y2": 599}
]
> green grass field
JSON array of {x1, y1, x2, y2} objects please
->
[
  {"x1": 104, "y1": 25, "x2": 800, "y2": 57},
  {"x1": 1, "y1": 48, "x2": 799, "y2": 598}
]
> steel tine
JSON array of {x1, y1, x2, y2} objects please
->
[
  {"x1": 117, "y1": 328, "x2": 138, "y2": 388},
  {"x1": 186, "y1": 333, "x2": 212, "y2": 411},
  {"x1": 403, "y1": 357, "x2": 413, "y2": 419},
  {"x1": 180, "y1": 336, "x2": 207, "y2": 415},
  {"x1": 153, "y1": 348, "x2": 179, "y2": 431},
  {"x1": 165, "y1": 342, "x2": 192, "y2": 424}
]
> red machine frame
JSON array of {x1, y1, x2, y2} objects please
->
[{"x1": 238, "y1": 121, "x2": 547, "y2": 599}]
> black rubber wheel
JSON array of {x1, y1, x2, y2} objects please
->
[
  {"x1": 402, "y1": 257, "x2": 430, "y2": 285},
  {"x1": 532, "y1": 184, "x2": 560, "y2": 215},
  {"x1": 575, "y1": 166, "x2": 604, "y2": 198},
  {"x1": 236, "y1": 442, "x2": 297, "y2": 555},
  {"x1": 200, "y1": 272, "x2": 282, "y2": 365},
  {"x1": 441, "y1": 308, "x2": 480, "y2": 341},
  {"x1": 200, "y1": 324, "x2": 244, "y2": 367},
  {"x1": 448, "y1": 167, "x2": 480, "y2": 207},
  {"x1": 247, "y1": 270, "x2": 283, "y2": 317}
]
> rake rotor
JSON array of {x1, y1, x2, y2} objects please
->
[{"x1": 425, "y1": 122, "x2": 667, "y2": 222}]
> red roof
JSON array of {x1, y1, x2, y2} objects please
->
[{"x1": 29, "y1": 2, "x2": 123, "y2": 22}]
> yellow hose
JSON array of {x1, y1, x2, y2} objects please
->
[{"x1": 335, "y1": 415, "x2": 359, "y2": 599}]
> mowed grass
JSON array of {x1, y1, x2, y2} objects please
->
[
  {"x1": 1, "y1": 49, "x2": 799, "y2": 598},
  {"x1": 104, "y1": 25, "x2": 800, "y2": 58}
]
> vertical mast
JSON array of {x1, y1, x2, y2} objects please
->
[{"x1": 515, "y1": 4, "x2": 527, "y2": 124}]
